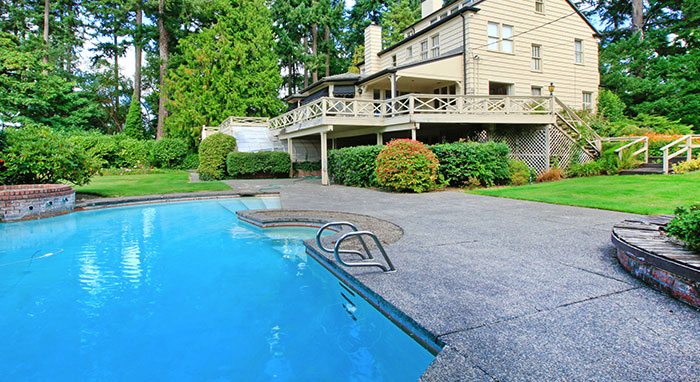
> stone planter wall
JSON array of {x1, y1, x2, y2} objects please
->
[{"x1": 0, "y1": 184, "x2": 75, "y2": 222}]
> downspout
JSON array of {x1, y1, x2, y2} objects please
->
[{"x1": 460, "y1": 13, "x2": 468, "y2": 95}]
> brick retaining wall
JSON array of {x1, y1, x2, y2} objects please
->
[{"x1": 0, "y1": 184, "x2": 75, "y2": 222}]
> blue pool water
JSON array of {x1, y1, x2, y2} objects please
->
[{"x1": 0, "y1": 198, "x2": 434, "y2": 381}]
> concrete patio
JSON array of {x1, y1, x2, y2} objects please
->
[{"x1": 226, "y1": 178, "x2": 700, "y2": 381}]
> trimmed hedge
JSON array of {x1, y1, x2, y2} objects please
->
[
  {"x1": 117, "y1": 138, "x2": 153, "y2": 168},
  {"x1": 227, "y1": 151, "x2": 291, "y2": 178},
  {"x1": 328, "y1": 145, "x2": 384, "y2": 187},
  {"x1": 429, "y1": 142, "x2": 510, "y2": 187},
  {"x1": 198, "y1": 133, "x2": 237, "y2": 180},
  {"x1": 151, "y1": 138, "x2": 188, "y2": 168}
]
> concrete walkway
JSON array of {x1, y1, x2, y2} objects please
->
[{"x1": 260, "y1": 178, "x2": 699, "y2": 381}]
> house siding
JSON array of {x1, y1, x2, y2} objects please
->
[{"x1": 466, "y1": 0, "x2": 599, "y2": 109}]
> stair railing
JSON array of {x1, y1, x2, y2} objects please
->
[
  {"x1": 661, "y1": 135, "x2": 698, "y2": 174},
  {"x1": 553, "y1": 97, "x2": 602, "y2": 154},
  {"x1": 612, "y1": 136, "x2": 649, "y2": 163}
]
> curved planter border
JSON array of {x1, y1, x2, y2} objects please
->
[
  {"x1": 612, "y1": 218, "x2": 700, "y2": 309},
  {"x1": 0, "y1": 184, "x2": 75, "y2": 222}
]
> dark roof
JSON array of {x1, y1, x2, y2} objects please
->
[
  {"x1": 294, "y1": 72, "x2": 362, "y2": 96},
  {"x1": 378, "y1": 5, "x2": 479, "y2": 57}
]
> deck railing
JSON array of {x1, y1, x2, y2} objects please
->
[
  {"x1": 660, "y1": 135, "x2": 700, "y2": 174},
  {"x1": 269, "y1": 94, "x2": 556, "y2": 130}
]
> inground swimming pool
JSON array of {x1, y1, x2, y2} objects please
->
[{"x1": 0, "y1": 198, "x2": 435, "y2": 381}]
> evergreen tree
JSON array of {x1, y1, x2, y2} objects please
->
[
  {"x1": 165, "y1": 0, "x2": 285, "y2": 147},
  {"x1": 381, "y1": 0, "x2": 420, "y2": 48},
  {"x1": 346, "y1": 0, "x2": 389, "y2": 58}
]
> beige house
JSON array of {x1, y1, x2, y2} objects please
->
[{"x1": 217, "y1": 0, "x2": 604, "y2": 185}]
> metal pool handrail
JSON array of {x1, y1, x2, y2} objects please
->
[{"x1": 315, "y1": 221, "x2": 396, "y2": 273}]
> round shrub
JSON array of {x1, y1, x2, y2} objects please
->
[
  {"x1": 151, "y1": 138, "x2": 188, "y2": 168},
  {"x1": 375, "y1": 139, "x2": 440, "y2": 193},
  {"x1": 0, "y1": 124, "x2": 96, "y2": 185},
  {"x1": 198, "y1": 133, "x2": 237, "y2": 180}
]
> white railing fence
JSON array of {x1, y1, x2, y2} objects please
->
[
  {"x1": 601, "y1": 136, "x2": 649, "y2": 163},
  {"x1": 660, "y1": 135, "x2": 700, "y2": 174}
]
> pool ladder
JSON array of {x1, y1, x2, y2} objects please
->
[{"x1": 315, "y1": 222, "x2": 396, "y2": 273}]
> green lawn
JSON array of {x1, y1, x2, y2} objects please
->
[
  {"x1": 75, "y1": 170, "x2": 231, "y2": 197},
  {"x1": 469, "y1": 172, "x2": 700, "y2": 215}
]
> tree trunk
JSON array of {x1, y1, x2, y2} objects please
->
[
  {"x1": 43, "y1": 0, "x2": 49, "y2": 68},
  {"x1": 134, "y1": 2, "x2": 142, "y2": 102},
  {"x1": 287, "y1": 62, "x2": 294, "y2": 96},
  {"x1": 311, "y1": 24, "x2": 318, "y2": 83},
  {"x1": 324, "y1": 25, "x2": 330, "y2": 77},
  {"x1": 114, "y1": 32, "x2": 122, "y2": 132},
  {"x1": 632, "y1": 0, "x2": 644, "y2": 39},
  {"x1": 156, "y1": 0, "x2": 169, "y2": 139},
  {"x1": 302, "y1": 36, "x2": 308, "y2": 88}
]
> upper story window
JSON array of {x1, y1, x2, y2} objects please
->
[
  {"x1": 582, "y1": 92, "x2": 593, "y2": 110},
  {"x1": 488, "y1": 22, "x2": 514, "y2": 53},
  {"x1": 535, "y1": 0, "x2": 545, "y2": 13},
  {"x1": 430, "y1": 17, "x2": 438, "y2": 24},
  {"x1": 440, "y1": 12, "x2": 448, "y2": 19},
  {"x1": 406, "y1": 46, "x2": 413, "y2": 59},
  {"x1": 421, "y1": 40, "x2": 429, "y2": 60},
  {"x1": 431, "y1": 35, "x2": 440, "y2": 57},
  {"x1": 575, "y1": 39, "x2": 584, "y2": 64},
  {"x1": 531, "y1": 44, "x2": 541, "y2": 71},
  {"x1": 392, "y1": 54, "x2": 397, "y2": 66}
]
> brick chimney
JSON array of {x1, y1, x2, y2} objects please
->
[
  {"x1": 364, "y1": 23, "x2": 382, "y2": 75},
  {"x1": 421, "y1": 0, "x2": 443, "y2": 19}
]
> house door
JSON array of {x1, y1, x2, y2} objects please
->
[{"x1": 489, "y1": 82, "x2": 513, "y2": 95}]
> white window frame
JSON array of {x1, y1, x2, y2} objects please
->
[
  {"x1": 487, "y1": 22, "x2": 514, "y2": 53},
  {"x1": 431, "y1": 34, "x2": 440, "y2": 58},
  {"x1": 582, "y1": 92, "x2": 593, "y2": 110},
  {"x1": 531, "y1": 44, "x2": 542, "y2": 72},
  {"x1": 406, "y1": 46, "x2": 413, "y2": 59},
  {"x1": 575, "y1": 39, "x2": 584, "y2": 64},
  {"x1": 535, "y1": 0, "x2": 545, "y2": 14},
  {"x1": 420, "y1": 39, "x2": 429, "y2": 60},
  {"x1": 531, "y1": 86, "x2": 542, "y2": 96}
]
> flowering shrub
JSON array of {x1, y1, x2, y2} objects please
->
[
  {"x1": 0, "y1": 124, "x2": 96, "y2": 185},
  {"x1": 672, "y1": 156, "x2": 700, "y2": 174},
  {"x1": 375, "y1": 139, "x2": 439, "y2": 193}
]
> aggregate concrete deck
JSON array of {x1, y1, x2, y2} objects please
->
[{"x1": 230, "y1": 178, "x2": 700, "y2": 381}]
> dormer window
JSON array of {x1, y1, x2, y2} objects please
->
[
  {"x1": 430, "y1": 17, "x2": 438, "y2": 24},
  {"x1": 450, "y1": 6, "x2": 458, "y2": 14},
  {"x1": 440, "y1": 12, "x2": 448, "y2": 19}
]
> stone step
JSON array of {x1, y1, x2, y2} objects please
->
[{"x1": 619, "y1": 167, "x2": 665, "y2": 175}]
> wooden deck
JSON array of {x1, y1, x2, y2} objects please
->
[{"x1": 612, "y1": 216, "x2": 700, "y2": 281}]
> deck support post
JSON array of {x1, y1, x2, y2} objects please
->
[
  {"x1": 411, "y1": 123, "x2": 419, "y2": 141},
  {"x1": 288, "y1": 138, "x2": 294, "y2": 178},
  {"x1": 332, "y1": 138, "x2": 337, "y2": 150},
  {"x1": 376, "y1": 132, "x2": 383, "y2": 145},
  {"x1": 321, "y1": 131, "x2": 329, "y2": 186}
]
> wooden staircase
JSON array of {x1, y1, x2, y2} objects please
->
[
  {"x1": 620, "y1": 156, "x2": 686, "y2": 175},
  {"x1": 553, "y1": 98, "x2": 602, "y2": 159}
]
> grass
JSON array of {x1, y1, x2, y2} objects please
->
[
  {"x1": 75, "y1": 170, "x2": 231, "y2": 197},
  {"x1": 469, "y1": 172, "x2": 700, "y2": 215}
]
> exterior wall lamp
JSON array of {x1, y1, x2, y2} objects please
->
[{"x1": 548, "y1": 82, "x2": 556, "y2": 96}]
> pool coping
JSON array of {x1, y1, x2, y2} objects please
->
[
  {"x1": 236, "y1": 209, "x2": 442, "y2": 356},
  {"x1": 74, "y1": 190, "x2": 279, "y2": 211}
]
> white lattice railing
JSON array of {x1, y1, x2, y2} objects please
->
[{"x1": 269, "y1": 94, "x2": 557, "y2": 130}]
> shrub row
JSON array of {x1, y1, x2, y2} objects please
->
[
  {"x1": 227, "y1": 151, "x2": 291, "y2": 178},
  {"x1": 328, "y1": 141, "x2": 512, "y2": 189},
  {"x1": 428, "y1": 141, "x2": 511, "y2": 187},
  {"x1": 0, "y1": 124, "x2": 96, "y2": 185},
  {"x1": 69, "y1": 133, "x2": 190, "y2": 169}
]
